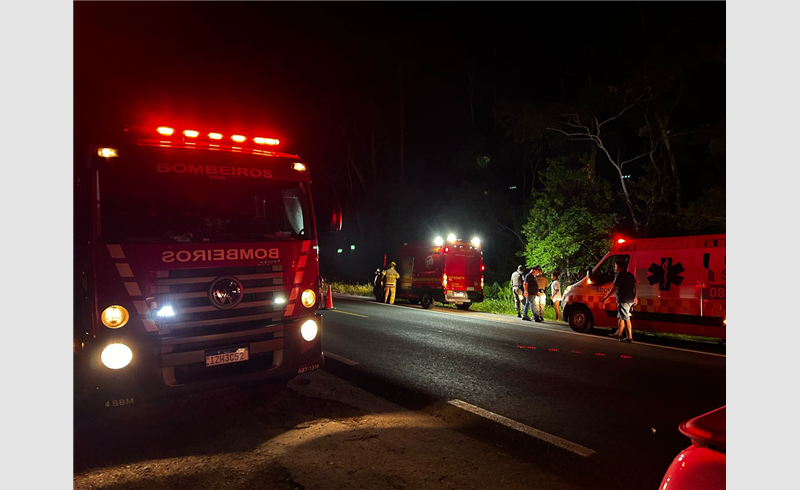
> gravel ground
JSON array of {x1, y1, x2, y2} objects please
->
[{"x1": 74, "y1": 370, "x2": 580, "y2": 490}]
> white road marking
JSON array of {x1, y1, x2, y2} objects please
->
[
  {"x1": 325, "y1": 352, "x2": 359, "y2": 366},
  {"x1": 448, "y1": 399, "x2": 597, "y2": 458}
]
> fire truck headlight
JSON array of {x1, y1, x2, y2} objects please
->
[
  {"x1": 157, "y1": 305, "x2": 175, "y2": 317},
  {"x1": 301, "y1": 289, "x2": 316, "y2": 308},
  {"x1": 101, "y1": 305, "x2": 129, "y2": 329},
  {"x1": 101, "y1": 343, "x2": 133, "y2": 370},
  {"x1": 300, "y1": 319, "x2": 318, "y2": 342}
]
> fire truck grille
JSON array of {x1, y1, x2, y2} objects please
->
[{"x1": 151, "y1": 265, "x2": 285, "y2": 333}]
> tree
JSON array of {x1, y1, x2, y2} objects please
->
[
  {"x1": 547, "y1": 89, "x2": 650, "y2": 233},
  {"x1": 520, "y1": 156, "x2": 618, "y2": 282},
  {"x1": 680, "y1": 186, "x2": 726, "y2": 235}
]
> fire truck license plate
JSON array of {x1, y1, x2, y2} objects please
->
[
  {"x1": 206, "y1": 347, "x2": 249, "y2": 367},
  {"x1": 452, "y1": 291, "x2": 466, "y2": 298}
]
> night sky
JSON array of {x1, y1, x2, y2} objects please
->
[{"x1": 74, "y1": 1, "x2": 726, "y2": 281}]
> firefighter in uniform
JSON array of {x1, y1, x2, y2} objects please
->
[
  {"x1": 382, "y1": 261, "x2": 400, "y2": 304},
  {"x1": 533, "y1": 266, "x2": 549, "y2": 322}
]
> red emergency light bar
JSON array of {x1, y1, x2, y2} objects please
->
[{"x1": 152, "y1": 126, "x2": 279, "y2": 146}]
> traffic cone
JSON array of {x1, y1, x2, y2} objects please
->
[{"x1": 324, "y1": 284, "x2": 335, "y2": 310}]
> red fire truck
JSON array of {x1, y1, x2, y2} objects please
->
[
  {"x1": 394, "y1": 236, "x2": 484, "y2": 310},
  {"x1": 561, "y1": 234, "x2": 726, "y2": 339},
  {"x1": 74, "y1": 123, "x2": 341, "y2": 412}
]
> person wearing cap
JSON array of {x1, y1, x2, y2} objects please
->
[
  {"x1": 510, "y1": 265, "x2": 526, "y2": 318},
  {"x1": 382, "y1": 261, "x2": 400, "y2": 304},
  {"x1": 521, "y1": 266, "x2": 537, "y2": 321},
  {"x1": 533, "y1": 266, "x2": 549, "y2": 322}
]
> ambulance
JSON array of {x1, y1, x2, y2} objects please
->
[
  {"x1": 74, "y1": 122, "x2": 341, "y2": 412},
  {"x1": 561, "y1": 234, "x2": 726, "y2": 339},
  {"x1": 394, "y1": 235, "x2": 484, "y2": 310}
]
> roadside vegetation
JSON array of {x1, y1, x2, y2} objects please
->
[{"x1": 329, "y1": 281, "x2": 568, "y2": 322}]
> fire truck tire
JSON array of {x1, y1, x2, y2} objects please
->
[
  {"x1": 420, "y1": 292, "x2": 435, "y2": 309},
  {"x1": 456, "y1": 304, "x2": 471, "y2": 311},
  {"x1": 568, "y1": 305, "x2": 594, "y2": 333}
]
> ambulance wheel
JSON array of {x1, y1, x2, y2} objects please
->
[
  {"x1": 456, "y1": 304, "x2": 471, "y2": 311},
  {"x1": 420, "y1": 292, "x2": 434, "y2": 309},
  {"x1": 568, "y1": 305, "x2": 594, "y2": 333}
]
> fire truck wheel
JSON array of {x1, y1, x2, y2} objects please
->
[
  {"x1": 456, "y1": 303, "x2": 471, "y2": 311},
  {"x1": 420, "y1": 292, "x2": 435, "y2": 309},
  {"x1": 568, "y1": 305, "x2": 594, "y2": 333}
]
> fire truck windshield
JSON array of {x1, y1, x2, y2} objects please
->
[{"x1": 99, "y1": 155, "x2": 314, "y2": 244}]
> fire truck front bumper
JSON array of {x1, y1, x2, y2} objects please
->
[{"x1": 76, "y1": 314, "x2": 323, "y2": 411}]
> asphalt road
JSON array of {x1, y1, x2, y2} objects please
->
[{"x1": 320, "y1": 296, "x2": 726, "y2": 489}]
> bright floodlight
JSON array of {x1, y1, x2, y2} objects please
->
[
  {"x1": 471, "y1": 237, "x2": 481, "y2": 247},
  {"x1": 157, "y1": 305, "x2": 175, "y2": 317},
  {"x1": 447, "y1": 233, "x2": 457, "y2": 243},
  {"x1": 434, "y1": 236, "x2": 444, "y2": 246}
]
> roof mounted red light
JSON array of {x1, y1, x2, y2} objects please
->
[
  {"x1": 231, "y1": 135, "x2": 246, "y2": 143},
  {"x1": 157, "y1": 126, "x2": 174, "y2": 136},
  {"x1": 254, "y1": 137, "x2": 279, "y2": 146},
  {"x1": 208, "y1": 132, "x2": 223, "y2": 140},
  {"x1": 183, "y1": 130, "x2": 199, "y2": 138},
  {"x1": 617, "y1": 238, "x2": 626, "y2": 244}
]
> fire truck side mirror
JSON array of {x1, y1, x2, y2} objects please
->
[{"x1": 313, "y1": 183, "x2": 342, "y2": 234}]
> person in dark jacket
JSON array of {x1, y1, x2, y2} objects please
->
[
  {"x1": 602, "y1": 259, "x2": 638, "y2": 343},
  {"x1": 373, "y1": 269, "x2": 384, "y2": 301},
  {"x1": 521, "y1": 266, "x2": 537, "y2": 321}
]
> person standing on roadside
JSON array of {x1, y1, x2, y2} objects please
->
[
  {"x1": 373, "y1": 268, "x2": 384, "y2": 302},
  {"x1": 602, "y1": 259, "x2": 638, "y2": 343},
  {"x1": 550, "y1": 271, "x2": 563, "y2": 321},
  {"x1": 533, "y1": 266, "x2": 549, "y2": 322},
  {"x1": 521, "y1": 266, "x2": 537, "y2": 321},
  {"x1": 382, "y1": 261, "x2": 400, "y2": 305},
  {"x1": 510, "y1": 265, "x2": 525, "y2": 318}
]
